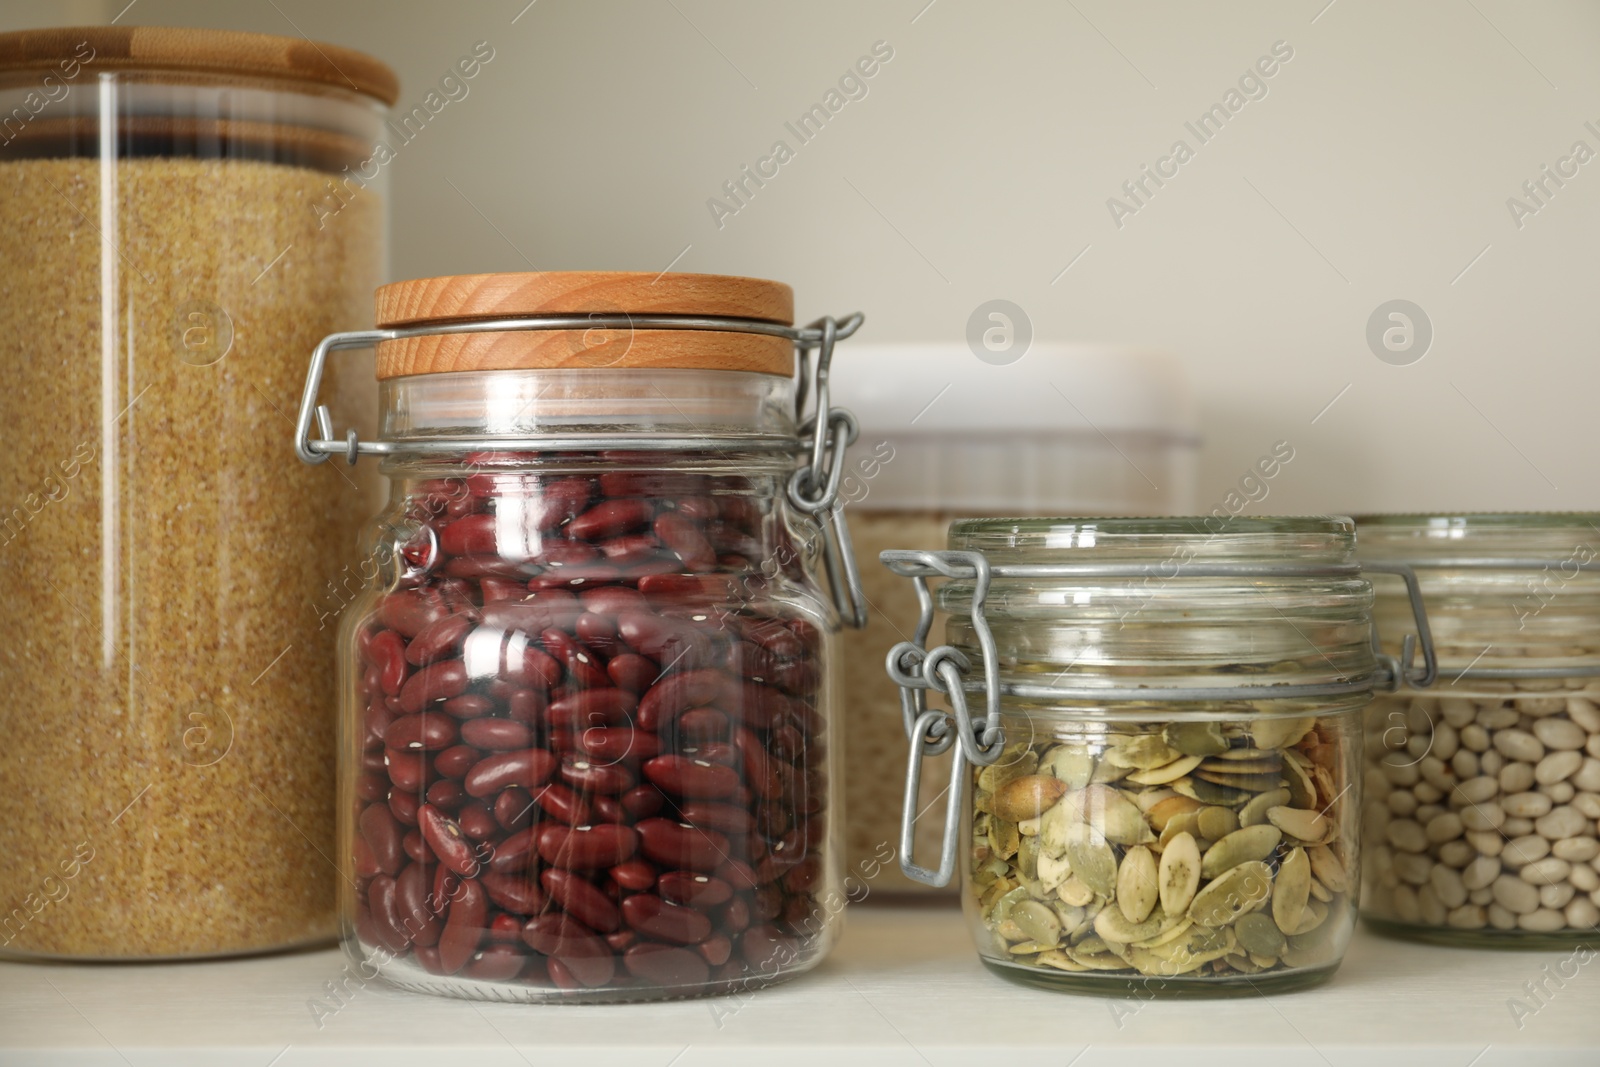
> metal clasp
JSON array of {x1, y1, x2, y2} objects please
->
[{"x1": 1361, "y1": 561, "x2": 1438, "y2": 691}]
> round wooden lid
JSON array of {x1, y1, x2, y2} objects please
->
[
  {"x1": 372, "y1": 271, "x2": 797, "y2": 379},
  {"x1": 0, "y1": 26, "x2": 399, "y2": 105}
]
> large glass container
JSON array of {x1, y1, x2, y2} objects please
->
[
  {"x1": 300, "y1": 271, "x2": 863, "y2": 1002},
  {"x1": 0, "y1": 27, "x2": 394, "y2": 960},
  {"x1": 1359, "y1": 514, "x2": 1600, "y2": 947},
  {"x1": 882, "y1": 518, "x2": 1390, "y2": 994}
]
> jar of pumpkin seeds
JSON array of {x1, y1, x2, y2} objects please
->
[
  {"x1": 1358, "y1": 514, "x2": 1600, "y2": 948},
  {"x1": 882, "y1": 518, "x2": 1420, "y2": 994}
]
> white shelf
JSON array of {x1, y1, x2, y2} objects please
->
[{"x1": 3, "y1": 906, "x2": 1595, "y2": 1066}]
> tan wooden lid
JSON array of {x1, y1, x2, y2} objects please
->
[
  {"x1": 0, "y1": 26, "x2": 398, "y2": 105},
  {"x1": 373, "y1": 271, "x2": 797, "y2": 379}
]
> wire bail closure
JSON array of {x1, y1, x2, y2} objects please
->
[
  {"x1": 293, "y1": 311, "x2": 869, "y2": 628},
  {"x1": 879, "y1": 548, "x2": 1440, "y2": 886}
]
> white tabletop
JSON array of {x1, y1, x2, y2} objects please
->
[{"x1": 2, "y1": 905, "x2": 1595, "y2": 1066}]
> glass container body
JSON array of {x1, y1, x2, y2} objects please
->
[
  {"x1": 938, "y1": 518, "x2": 1373, "y2": 994},
  {"x1": 338, "y1": 369, "x2": 842, "y2": 1002},
  {"x1": 1359, "y1": 515, "x2": 1600, "y2": 948},
  {"x1": 0, "y1": 70, "x2": 386, "y2": 959}
]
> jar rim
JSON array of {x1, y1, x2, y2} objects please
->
[{"x1": 949, "y1": 515, "x2": 1355, "y2": 562}]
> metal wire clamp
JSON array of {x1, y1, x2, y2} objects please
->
[
  {"x1": 292, "y1": 311, "x2": 869, "y2": 627},
  {"x1": 880, "y1": 548, "x2": 1438, "y2": 886}
]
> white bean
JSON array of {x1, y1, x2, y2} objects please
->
[
  {"x1": 1536, "y1": 750, "x2": 1584, "y2": 785},
  {"x1": 1535, "y1": 806, "x2": 1587, "y2": 841},
  {"x1": 1519, "y1": 857, "x2": 1572, "y2": 886},
  {"x1": 1534, "y1": 718, "x2": 1587, "y2": 751}
]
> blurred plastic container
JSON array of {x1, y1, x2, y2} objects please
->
[{"x1": 831, "y1": 342, "x2": 1198, "y2": 898}]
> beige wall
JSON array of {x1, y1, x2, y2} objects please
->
[{"x1": 11, "y1": 0, "x2": 1600, "y2": 516}]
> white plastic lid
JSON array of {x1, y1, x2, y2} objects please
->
[{"x1": 832, "y1": 343, "x2": 1199, "y2": 514}]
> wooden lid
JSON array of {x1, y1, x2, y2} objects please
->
[
  {"x1": 0, "y1": 26, "x2": 399, "y2": 105},
  {"x1": 372, "y1": 271, "x2": 797, "y2": 380}
]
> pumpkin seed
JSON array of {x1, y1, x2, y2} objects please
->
[
  {"x1": 1195, "y1": 805, "x2": 1240, "y2": 841},
  {"x1": 1200, "y1": 824, "x2": 1283, "y2": 879},
  {"x1": 993, "y1": 774, "x2": 1069, "y2": 822},
  {"x1": 1011, "y1": 899, "x2": 1063, "y2": 946},
  {"x1": 1307, "y1": 844, "x2": 1348, "y2": 894},
  {"x1": 977, "y1": 748, "x2": 1038, "y2": 793},
  {"x1": 1106, "y1": 734, "x2": 1184, "y2": 770},
  {"x1": 1187, "y1": 861, "x2": 1273, "y2": 926},
  {"x1": 1063, "y1": 822, "x2": 1118, "y2": 896},
  {"x1": 1039, "y1": 745, "x2": 1095, "y2": 789},
  {"x1": 1308, "y1": 876, "x2": 1332, "y2": 903},
  {"x1": 1037, "y1": 849, "x2": 1072, "y2": 893},
  {"x1": 989, "y1": 817, "x2": 1021, "y2": 859},
  {"x1": 1176, "y1": 777, "x2": 1254, "y2": 806},
  {"x1": 1057, "y1": 876, "x2": 1095, "y2": 907},
  {"x1": 1239, "y1": 788, "x2": 1291, "y2": 827},
  {"x1": 1067, "y1": 785, "x2": 1153, "y2": 845},
  {"x1": 1126, "y1": 755, "x2": 1205, "y2": 785},
  {"x1": 1266, "y1": 805, "x2": 1329, "y2": 843},
  {"x1": 1250, "y1": 716, "x2": 1314, "y2": 750},
  {"x1": 1164, "y1": 720, "x2": 1229, "y2": 757},
  {"x1": 1194, "y1": 769, "x2": 1284, "y2": 792},
  {"x1": 1117, "y1": 845, "x2": 1159, "y2": 923},
  {"x1": 1272, "y1": 847, "x2": 1311, "y2": 933},
  {"x1": 1234, "y1": 911, "x2": 1287, "y2": 956},
  {"x1": 1094, "y1": 903, "x2": 1168, "y2": 944},
  {"x1": 1158, "y1": 810, "x2": 1203, "y2": 848},
  {"x1": 1036, "y1": 949, "x2": 1089, "y2": 972},
  {"x1": 1281, "y1": 750, "x2": 1317, "y2": 808},
  {"x1": 1158, "y1": 831, "x2": 1202, "y2": 915},
  {"x1": 1148, "y1": 794, "x2": 1205, "y2": 831}
]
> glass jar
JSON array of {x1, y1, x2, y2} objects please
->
[
  {"x1": 831, "y1": 343, "x2": 1198, "y2": 897},
  {"x1": 882, "y1": 517, "x2": 1396, "y2": 994},
  {"x1": 297, "y1": 271, "x2": 864, "y2": 1002},
  {"x1": 0, "y1": 27, "x2": 393, "y2": 960},
  {"x1": 1358, "y1": 514, "x2": 1600, "y2": 947}
]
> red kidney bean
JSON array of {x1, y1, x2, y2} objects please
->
[
  {"x1": 388, "y1": 789, "x2": 420, "y2": 828},
  {"x1": 368, "y1": 875, "x2": 412, "y2": 953},
  {"x1": 505, "y1": 688, "x2": 547, "y2": 723},
  {"x1": 783, "y1": 856, "x2": 821, "y2": 894},
  {"x1": 432, "y1": 865, "x2": 462, "y2": 916},
  {"x1": 398, "y1": 661, "x2": 469, "y2": 715},
  {"x1": 387, "y1": 712, "x2": 460, "y2": 752},
  {"x1": 385, "y1": 748, "x2": 428, "y2": 792},
  {"x1": 537, "y1": 823, "x2": 639, "y2": 869},
  {"x1": 734, "y1": 727, "x2": 781, "y2": 800},
  {"x1": 489, "y1": 913, "x2": 523, "y2": 943},
  {"x1": 521, "y1": 915, "x2": 615, "y2": 988},
  {"x1": 622, "y1": 893, "x2": 712, "y2": 945},
  {"x1": 379, "y1": 589, "x2": 449, "y2": 639},
  {"x1": 598, "y1": 532, "x2": 662, "y2": 562},
  {"x1": 620, "y1": 784, "x2": 666, "y2": 820},
  {"x1": 464, "y1": 748, "x2": 557, "y2": 798},
  {"x1": 531, "y1": 782, "x2": 591, "y2": 826},
  {"x1": 406, "y1": 612, "x2": 475, "y2": 666},
  {"x1": 438, "y1": 513, "x2": 498, "y2": 557},
  {"x1": 478, "y1": 576, "x2": 525, "y2": 603},
  {"x1": 610, "y1": 859, "x2": 658, "y2": 892},
  {"x1": 580, "y1": 727, "x2": 659, "y2": 763},
  {"x1": 487, "y1": 827, "x2": 539, "y2": 874},
  {"x1": 675, "y1": 707, "x2": 729, "y2": 742},
  {"x1": 742, "y1": 925, "x2": 799, "y2": 972},
  {"x1": 654, "y1": 512, "x2": 715, "y2": 572},
  {"x1": 770, "y1": 722, "x2": 806, "y2": 763},
  {"x1": 716, "y1": 677, "x2": 789, "y2": 729},
  {"x1": 464, "y1": 942, "x2": 527, "y2": 981},
  {"x1": 396, "y1": 864, "x2": 442, "y2": 948},
  {"x1": 370, "y1": 630, "x2": 409, "y2": 696},
  {"x1": 545, "y1": 687, "x2": 638, "y2": 730},
  {"x1": 624, "y1": 943, "x2": 711, "y2": 986},
  {"x1": 698, "y1": 934, "x2": 732, "y2": 967},
  {"x1": 605, "y1": 653, "x2": 658, "y2": 692},
  {"x1": 570, "y1": 498, "x2": 654, "y2": 540},
  {"x1": 439, "y1": 878, "x2": 488, "y2": 974},
  {"x1": 559, "y1": 754, "x2": 635, "y2": 794},
  {"x1": 353, "y1": 837, "x2": 381, "y2": 879},
  {"x1": 418, "y1": 803, "x2": 481, "y2": 877},
  {"x1": 360, "y1": 803, "x2": 405, "y2": 874},
  {"x1": 635, "y1": 669, "x2": 722, "y2": 731},
  {"x1": 481, "y1": 871, "x2": 547, "y2": 915},
  {"x1": 715, "y1": 859, "x2": 759, "y2": 892},
  {"x1": 659, "y1": 872, "x2": 733, "y2": 909},
  {"x1": 591, "y1": 795, "x2": 625, "y2": 824},
  {"x1": 579, "y1": 586, "x2": 649, "y2": 615},
  {"x1": 402, "y1": 831, "x2": 429, "y2": 864},
  {"x1": 678, "y1": 802, "x2": 755, "y2": 835},
  {"x1": 740, "y1": 618, "x2": 805, "y2": 659},
  {"x1": 724, "y1": 640, "x2": 779, "y2": 684},
  {"x1": 433, "y1": 745, "x2": 480, "y2": 780},
  {"x1": 458, "y1": 803, "x2": 498, "y2": 841},
  {"x1": 493, "y1": 787, "x2": 536, "y2": 831},
  {"x1": 356, "y1": 770, "x2": 388, "y2": 803},
  {"x1": 575, "y1": 611, "x2": 617, "y2": 645},
  {"x1": 680, "y1": 741, "x2": 740, "y2": 767},
  {"x1": 441, "y1": 694, "x2": 493, "y2": 720},
  {"x1": 720, "y1": 895, "x2": 752, "y2": 934},
  {"x1": 605, "y1": 929, "x2": 637, "y2": 953},
  {"x1": 635, "y1": 819, "x2": 728, "y2": 872},
  {"x1": 616, "y1": 613, "x2": 708, "y2": 664},
  {"x1": 541, "y1": 629, "x2": 609, "y2": 689},
  {"x1": 541, "y1": 869, "x2": 622, "y2": 932},
  {"x1": 413, "y1": 944, "x2": 447, "y2": 975},
  {"x1": 461, "y1": 717, "x2": 535, "y2": 751},
  {"x1": 775, "y1": 660, "x2": 817, "y2": 697},
  {"x1": 642, "y1": 755, "x2": 741, "y2": 799}
]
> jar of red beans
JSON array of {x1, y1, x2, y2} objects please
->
[{"x1": 294, "y1": 272, "x2": 865, "y2": 1002}]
